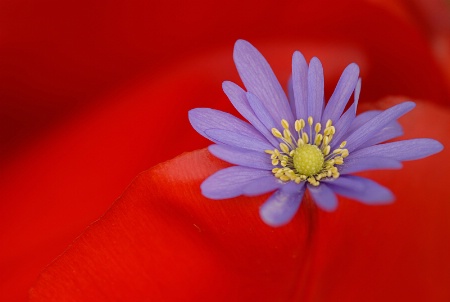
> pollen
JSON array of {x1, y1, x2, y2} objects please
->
[{"x1": 268, "y1": 117, "x2": 349, "y2": 186}]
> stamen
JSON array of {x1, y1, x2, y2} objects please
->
[
  {"x1": 272, "y1": 128, "x2": 282, "y2": 138},
  {"x1": 281, "y1": 119, "x2": 289, "y2": 129}
]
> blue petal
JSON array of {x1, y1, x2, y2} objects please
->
[
  {"x1": 307, "y1": 183, "x2": 338, "y2": 211},
  {"x1": 188, "y1": 108, "x2": 264, "y2": 143},
  {"x1": 348, "y1": 110, "x2": 380, "y2": 134},
  {"x1": 339, "y1": 156, "x2": 402, "y2": 174},
  {"x1": 233, "y1": 40, "x2": 294, "y2": 125},
  {"x1": 259, "y1": 183, "x2": 305, "y2": 227},
  {"x1": 201, "y1": 166, "x2": 271, "y2": 199},
  {"x1": 325, "y1": 175, "x2": 394, "y2": 205},
  {"x1": 350, "y1": 138, "x2": 444, "y2": 161},
  {"x1": 307, "y1": 57, "x2": 324, "y2": 125},
  {"x1": 208, "y1": 144, "x2": 273, "y2": 170},
  {"x1": 246, "y1": 92, "x2": 279, "y2": 134},
  {"x1": 287, "y1": 76, "x2": 295, "y2": 114},
  {"x1": 330, "y1": 93, "x2": 359, "y2": 149},
  {"x1": 321, "y1": 63, "x2": 359, "y2": 125},
  {"x1": 205, "y1": 129, "x2": 273, "y2": 152},
  {"x1": 345, "y1": 101, "x2": 416, "y2": 152},
  {"x1": 357, "y1": 120, "x2": 403, "y2": 149},
  {"x1": 222, "y1": 81, "x2": 279, "y2": 146},
  {"x1": 243, "y1": 176, "x2": 283, "y2": 196},
  {"x1": 292, "y1": 51, "x2": 308, "y2": 121}
]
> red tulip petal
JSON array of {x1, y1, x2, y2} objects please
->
[{"x1": 30, "y1": 100, "x2": 450, "y2": 301}]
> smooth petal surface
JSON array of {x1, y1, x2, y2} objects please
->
[
  {"x1": 189, "y1": 108, "x2": 264, "y2": 142},
  {"x1": 201, "y1": 166, "x2": 271, "y2": 199},
  {"x1": 345, "y1": 102, "x2": 416, "y2": 152},
  {"x1": 233, "y1": 40, "x2": 294, "y2": 125},
  {"x1": 307, "y1": 57, "x2": 325, "y2": 124},
  {"x1": 339, "y1": 156, "x2": 402, "y2": 174},
  {"x1": 292, "y1": 51, "x2": 309, "y2": 121},
  {"x1": 222, "y1": 81, "x2": 279, "y2": 146},
  {"x1": 205, "y1": 129, "x2": 273, "y2": 152},
  {"x1": 259, "y1": 184, "x2": 305, "y2": 227},
  {"x1": 357, "y1": 120, "x2": 403, "y2": 149},
  {"x1": 351, "y1": 138, "x2": 444, "y2": 161},
  {"x1": 208, "y1": 144, "x2": 273, "y2": 170},
  {"x1": 30, "y1": 149, "x2": 316, "y2": 301},
  {"x1": 326, "y1": 175, "x2": 394, "y2": 204},
  {"x1": 243, "y1": 176, "x2": 283, "y2": 196},
  {"x1": 246, "y1": 92, "x2": 279, "y2": 135},
  {"x1": 321, "y1": 63, "x2": 360, "y2": 124},
  {"x1": 307, "y1": 183, "x2": 338, "y2": 211}
]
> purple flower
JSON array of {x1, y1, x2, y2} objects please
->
[{"x1": 188, "y1": 40, "x2": 443, "y2": 227}]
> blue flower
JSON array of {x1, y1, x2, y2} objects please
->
[{"x1": 189, "y1": 40, "x2": 443, "y2": 227}]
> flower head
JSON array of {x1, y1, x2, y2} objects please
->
[{"x1": 189, "y1": 40, "x2": 443, "y2": 227}]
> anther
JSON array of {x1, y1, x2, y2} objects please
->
[
  {"x1": 281, "y1": 119, "x2": 289, "y2": 129},
  {"x1": 271, "y1": 128, "x2": 282, "y2": 138}
]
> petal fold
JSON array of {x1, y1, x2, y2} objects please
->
[
  {"x1": 308, "y1": 183, "x2": 338, "y2": 211},
  {"x1": 208, "y1": 144, "x2": 273, "y2": 170},
  {"x1": 339, "y1": 156, "x2": 402, "y2": 174},
  {"x1": 204, "y1": 129, "x2": 273, "y2": 152}
]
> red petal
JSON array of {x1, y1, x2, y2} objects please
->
[{"x1": 30, "y1": 100, "x2": 450, "y2": 301}]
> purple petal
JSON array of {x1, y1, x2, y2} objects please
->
[
  {"x1": 307, "y1": 183, "x2": 338, "y2": 211},
  {"x1": 243, "y1": 176, "x2": 283, "y2": 196},
  {"x1": 208, "y1": 144, "x2": 273, "y2": 170},
  {"x1": 345, "y1": 101, "x2": 416, "y2": 152},
  {"x1": 354, "y1": 78, "x2": 361, "y2": 105},
  {"x1": 307, "y1": 57, "x2": 324, "y2": 125},
  {"x1": 259, "y1": 183, "x2": 305, "y2": 227},
  {"x1": 292, "y1": 51, "x2": 308, "y2": 121},
  {"x1": 201, "y1": 166, "x2": 271, "y2": 199},
  {"x1": 325, "y1": 175, "x2": 394, "y2": 205},
  {"x1": 348, "y1": 110, "x2": 381, "y2": 134},
  {"x1": 350, "y1": 138, "x2": 444, "y2": 161},
  {"x1": 330, "y1": 96, "x2": 359, "y2": 149},
  {"x1": 246, "y1": 92, "x2": 279, "y2": 134},
  {"x1": 222, "y1": 81, "x2": 278, "y2": 146},
  {"x1": 321, "y1": 63, "x2": 360, "y2": 124},
  {"x1": 233, "y1": 40, "x2": 294, "y2": 125},
  {"x1": 357, "y1": 120, "x2": 403, "y2": 149},
  {"x1": 287, "y1": 76, "x2": 295, "y2": 114},
  {"x1": 188, "y1": 108, "x2": 264, "y2": 143},
  {"x1": 204, "y1": 129, "x2": 273, "y2": 152},
  {"x1": 339, "y1": 156, "x2": 402, "y2": 174}
]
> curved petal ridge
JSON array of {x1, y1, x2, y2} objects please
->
[{"x1": 306, "y1": 57, "x2": 324, "y2": 125}]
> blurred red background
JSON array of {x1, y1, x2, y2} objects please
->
[{"x1": 1, "y1": 0, "x2": 449, "y2": 301}]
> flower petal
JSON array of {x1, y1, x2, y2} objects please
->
[
  {"x1": 246, "y1": 92, "x2": 279, "y2": 134},
  {"x1": 339, "y1": 156, "x2": 402, "y2": 174},
  {"x1": 348, "y1": 109, "x2": 381, "y2": 134},
  {"x1": 321, "y1": 63, "x2": 360, "y2": 124},
  {"x1": 243, "y1": 176, "x2": 283, "y2": 196},
  {"x1": 188, "y1": 108, "x2": 264, "y2": 143},
  {"x1": 222, "y1": 81, "x2": 278, "y2": 146},
  {"x1": 307, "y1": 183, "x2": 338, "y2": 211},
  {"x1": 325, "y1": 175, "x2": 394, "y2": 205},
  {"x1": 233, "y1": 40, "x2": 294, "y2": 125},
  {"x1": 292, "y1": 51, "x2": 309, "y2": 121},
  {"x1": 201, "y1": 166, "x2": 271, "y2": 199},
  {"x1": 208, "y1": 144, "x2": 273, "y2": 170},
  {"x1": 259, "y1": 183, "x2": 305, "y2": 227},
  {"x1": 345, "y1": 101, "x2": 416, "y2": 152},
  {"x1": 350, "y1": 138, "x2": 444, "y2": 161},
  {"x1": 204, "y1": 129, "x2": 273, "y2": 152},
  {"x1": 357, "y1": 120, "x2": 403, "y2": 149},
  {"x1": 307, "y1": 57, "x2": 325, "y2": 125}
]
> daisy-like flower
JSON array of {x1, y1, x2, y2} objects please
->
[{"x1": 188, "y1": 40, "x2": 443, "y2": 227}]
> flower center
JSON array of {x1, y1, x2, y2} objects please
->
[
  {"x1": 265, "y1": 117, "x2": 349, "y2": 186},
  {"x1": 292, "y1": 144, "x2": 324, "y2": 176}
]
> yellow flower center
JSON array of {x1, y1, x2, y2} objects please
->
[
  {"x1": 292, "y1": 144, "x2": 324, "y2": 176},
  {"x1": 265, "y1": 117, "x2": 349, "y2": 186}
]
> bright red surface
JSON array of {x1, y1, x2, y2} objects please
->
[{"x1": 1, "y1": 0, "x2": 449, "y2": 301}]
